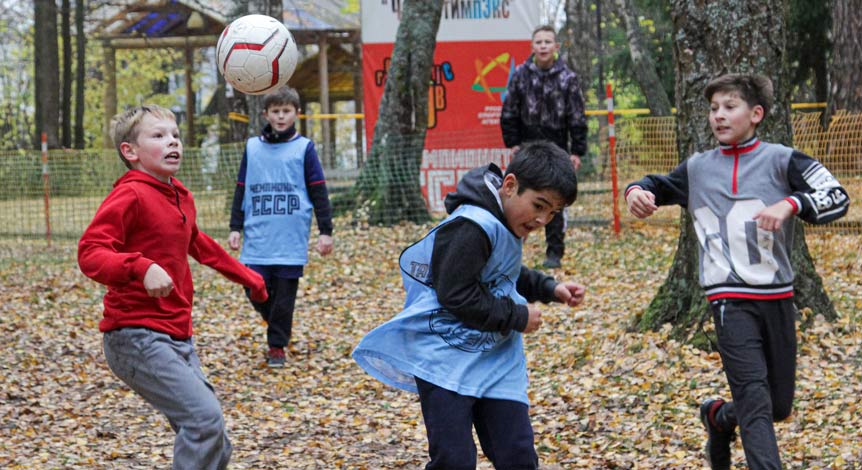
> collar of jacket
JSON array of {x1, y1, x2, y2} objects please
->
[
  {"x1": 261, "y1": 124, "x2": 297, "y2": 143},
  {"x1": 718, "y1": 136, "x2": 760, "y2": 155}
]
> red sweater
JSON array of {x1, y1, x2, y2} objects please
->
[{"x1": 78, "y1": 170, "x2": 267, "y2": 339}]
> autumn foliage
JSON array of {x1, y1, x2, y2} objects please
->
[{"x1": 1, "y1": 222, "x2": 859, "y2": 469}]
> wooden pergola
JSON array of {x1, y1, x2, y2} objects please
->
[{"x1": 95, "y1": 0, "x2": 362, "y2": 161}]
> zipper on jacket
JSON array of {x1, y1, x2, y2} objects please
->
[
  {"x1": 170, "y1": 183, "x2": 187, "y2": 224},
  {"x1": 731, "y1": 147, "x2": 740, "y2": 195}
]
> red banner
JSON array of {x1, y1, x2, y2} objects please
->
[{"x1": 362, "y1": 40, "x2": 532, "y2": 211}]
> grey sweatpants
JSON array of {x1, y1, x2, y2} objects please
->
[{"x1": 103, "y1": 328, "x2": 231, "y2": 470}]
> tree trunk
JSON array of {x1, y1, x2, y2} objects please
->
[
  {"x1": 638, "y1": 0, "x2": 836, "y2": 340},
  {"x1": 350, "y1": 0, "x2": 444, "y2": 225},
  {"x1": 611, "y1": 0, "x2": 672, "y2": 116},
  {"x1": 61, "y1": 0, "x2": 72, "y2": 148},
  {"x1": 559, "y1": 0, "x2": 594, "y2": 94},
  {"x1": 34, "y1": 0, "x2": 61, "y2": 149},
  {"x1": 787, "y1": 0, "x2": 830, "y2": 104},
  {"x1": 827, "y1": 0, "x2": 862, "y2": 114},
  {"x1": 74, "y1": 0, "x2": 85, "y2": 149}
]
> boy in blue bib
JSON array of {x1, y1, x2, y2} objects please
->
[
  {"x1": 228, "y1": 86, "x2": 334, "y2": 367},
  {"x1": 354, "y1": 141, "x2": 586, "y2": 469}
]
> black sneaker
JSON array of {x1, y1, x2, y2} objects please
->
[
  {"x1": 266, "y1": 347, "x2": 286, "y2": 368},
  {"x1": 700, "y1": 398, "x2": 736, "y2": 470},
  {"x1": 542, "y1": 256, "x2": 562, "y2": 269}
]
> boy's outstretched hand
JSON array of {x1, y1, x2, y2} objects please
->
[
  {"x1": 554, "y1": 282, "x2": 586, "y2": 307},
  {"x1": 626, "y1": 188, "x2": 658, "y2": 218}
]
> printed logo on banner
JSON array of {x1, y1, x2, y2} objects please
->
[
  {"x1": 374, "y1": 57, "x2": 455, "y2": 129},
  {"x1": 472, "y1": 52, "x2": 514, "y2": 103},
  {"x1": 381, "y1": 0, "x2": 514, "y2": 20}
]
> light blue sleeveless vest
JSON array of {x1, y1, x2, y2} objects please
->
[
  {"x1": 352, "y1": 204, "x2": 530, "y2": 405},
  {"x1": 239, "y1": 136, "x2": 313, "y2": 265}
]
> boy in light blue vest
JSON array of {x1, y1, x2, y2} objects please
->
[
  {"x1": 353, "y1": 141, "x2": 586, "y2": 469},
  {"x1": 228, "y1": 86, "x2": 334, "y2": 367},
  {"x1": 626, "y1": 73, "x2": 849, "y2": 470}
]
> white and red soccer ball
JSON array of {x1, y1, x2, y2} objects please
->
[{"x1": 216, "y1": 14, "x2": 299, "y2": 95}]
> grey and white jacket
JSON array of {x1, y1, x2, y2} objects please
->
[{"x1": 626, "y1": 136, "x2": 850, "y2": 301}]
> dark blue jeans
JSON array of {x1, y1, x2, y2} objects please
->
[
  {"x1": 710, "y1": 298, "x2": 796, "y2": 470},
  {"x1": 415, "y1": 377, "x2": 538, "y2": 470}
]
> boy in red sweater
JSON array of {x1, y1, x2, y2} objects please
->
[{"x1": 78, "y1": 105, "x2": 268, "y2": 470}]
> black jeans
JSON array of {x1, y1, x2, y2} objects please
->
[
  {"x1": 415, "y1": 377, "x2": 538, "y2": 470},
  {"x1": 248, "y1": 276, "x2": 299, "y2": 348},
  {"x1": 710, "y1": 298, "x2": 796, "y2": 470}
]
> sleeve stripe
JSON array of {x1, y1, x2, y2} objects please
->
[
  {"x1": 803, "y1": 165, "x2": 841, "y2": 190},
  {"x1": 801, "y1": 161, "x2": 823, "y2": 179}
]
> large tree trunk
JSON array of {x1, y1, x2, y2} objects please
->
[
  {"x1": 350, "y1": 0, "x2": 444, "y2": 225},
  {"x1": 559, "y1": 0, "x2": 594, "y2": 95},
  {"x1": 34, "y1": 0, "x2": 61, "y2": 149},
  {"x1": 827, "y1": 0, "x2": 862, "y2": 114},
  {"x1": 611, "y1": 0, "x2": 672, "y2": 116},
  {"x1": 787, "y1": 0, "x2": 830, "y2": 104},
  {"x1": 61, "y1": 0, "x2": 72, "y2": 148},
  {"x1": 638, "y1": 0, "x2": 836, "y2": 340},
  {"x1": 74, "y1": 0, "x2": 85, "y2": 149}
]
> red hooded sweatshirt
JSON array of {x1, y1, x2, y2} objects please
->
[{"x1": 78, "y1": 170, "x2": 267, "y2": 339}]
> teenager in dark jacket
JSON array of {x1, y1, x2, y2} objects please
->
[{"x1": 501, "y1": 24, "x2": 588, "y2": 269}]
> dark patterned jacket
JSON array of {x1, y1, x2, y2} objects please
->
[{"x1": 500, "y1": 55, "x2": 587, "y2": 156}]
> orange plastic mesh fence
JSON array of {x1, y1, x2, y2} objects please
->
[{"x1": 611, "y1": 113, "x2": 860, "y2": 233}]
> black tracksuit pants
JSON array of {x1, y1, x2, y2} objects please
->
[
  {"x1": 248, "y1": 276, "x2": 299, "y2": 348},
  {"x1": 710, "y1": 298, "x2": 797, "y2": 470}
]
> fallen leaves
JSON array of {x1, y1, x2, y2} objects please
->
[{"x1": 0, "y1": 223, "x2": 860, "y2": 469}]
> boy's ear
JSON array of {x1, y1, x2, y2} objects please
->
[
  {"x1": 119, "y1": 142, "x2": 138, "y2": 162},
  {"x1": 751, "y1": 104, "x2": 765, "y2": 124},
  {"x1": 501, "y1": 173, "x2": 518, "y2": 197}
]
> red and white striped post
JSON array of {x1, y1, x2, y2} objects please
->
[
  {"x1": 607, "y1": 83, "x2": 621, "y2": 234},
  {"x1": 41, "y1": 133, "x2": 52, "y2": 246}
]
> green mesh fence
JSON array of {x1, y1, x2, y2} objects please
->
[{"x1": 3, "y1": 112, "x2": 860, "y2": 241}]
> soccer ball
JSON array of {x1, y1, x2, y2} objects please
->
[{"x1": 216, "y1": 14, "x2": 299, "y2": 95}]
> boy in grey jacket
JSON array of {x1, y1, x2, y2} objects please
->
[{"x1": 625, "y1": 73, "x2": 849, "y2": 470}]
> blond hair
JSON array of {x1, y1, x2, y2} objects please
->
[{"x1": 109, "y1": 105, "x2": 176, "y2": 169}]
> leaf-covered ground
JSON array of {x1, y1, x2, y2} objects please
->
[{"x1": 1, "y1": 222, "x2": 860, "y2": 469}]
